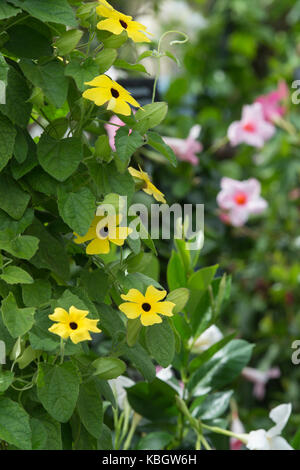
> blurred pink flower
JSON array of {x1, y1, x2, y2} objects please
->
[
  {"x1": 104, "y1": 115, "x2": 127, "y2": 151},
  {"x1": 163, "y1": 125, "x2": 202, "y2": 166},
  {"x1": 217, "y1": 177, "x2": 268, "y2": 227},
  {"x1": 242, "y1": 366, "x2": 281, "y2": 400},
  {"x1": 230, "y1": 411, "x2": 246, "y2": 451},
  {"x1": 228, "y1": 103, "x2": 275, "y2": 148},
  {"x1": 255, "y1": 81, "x2": 289, "y2": 123}
]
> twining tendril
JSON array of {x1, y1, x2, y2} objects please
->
[{"x1": 152, "y1": 30, "x2": 189, "y2": 103}]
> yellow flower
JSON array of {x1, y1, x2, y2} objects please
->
[
  {"x1": 119, "y1": 285, "x2": 175, "y2": 326},
  {"x1": 96, "y1": 0, "x2": 151, "y2": 43},
  {"x1": 48, "y1": 305, "x2": 101, "y2": 344},
  {"x1": 128, "y1": 166, "x2": 166, "y2": 203},
  {"x1": 74, "y1": 214, "x2": 132, "y2": 255},
  {"x1": 82, "y1": 75, "x2": 140, "y2": 116}
]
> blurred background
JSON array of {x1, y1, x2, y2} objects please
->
[{"x1": 102, "y1": 0, "x2": 300, "y2": 444}]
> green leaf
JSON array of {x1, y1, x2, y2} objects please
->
[
  {"x1": 188, "y1": 333, "x2": 237, "y2": 373},
  {"x1": 25, "y1": 219, "x2": 70, "y2": 280},
  {"x1": 0, "y1": 173, "x2": 30, "y2": 220},
  {"x1": 188, "y1": 340, "x2": 254, "y2": 395},
  {"x1": 0, "y1": 397, "x2": 32, "y2": 449},
  {"x1": 58, "y1": 187, "x2": 96, "y2": 236},
  {"x1": 115, "y1": 127, "x2": 144, "y2": 170},
  {"x1": 167, "y1": 288, "x2": 190, "y2": 314},
  {"x1": 0, "y1": 113, "x2": 16, "y2": 171},
  {"x1": 0, "y1": 3, "x2": 21, "y2": 19},
  {"x1": 135, "y1": 102, "x2": 168, "y2": 134},
  {"x1": 167, "y1": 251, "x2": 186, "y2": 291},
  {"x1": 77, "y1": 380, "x2": 103, "y2": 438},
  {"x1": 1, "y1": 292, "x2": 35, "y2": 338},
  {"x1": 4, "y1": 23, "x2": 53, "y2": 60},
  {"x1": 147, "y1": 131, "x2": 177, "y2": 167},
  {"x1": 98, "y1": 423, "x2": 113, "y2": 450},
  {"x1": 65, "y1": 57, "x2": 99, "y2": 91},
  {"x1": 0, "y1": 66, "x2": 32, "y2": 127},
  {"x1": 22, "y1": 279, "x2": 52, "y2": 307},
  {"x1": 37, "y1": 362, "x2": 80, "y2": 423},
  {"x1": 94, "y1": 134, "x2": 112, "y2": 161},
  {"x1": 0, "y1": 233, "x2": 39, "y2": 260},
  {"x1": 79, "y1": 269, "x2": 109, "y2": 304},
  {"x1": 94, "y1": 48, "x2": 117, "y2": 73},
  {"x1": 188, "y1": 265, "x2": 219, "y2": 291},
  {"x1": 0, "y1": 370, "x2": 14, "y2": 392},
  {"x1": 127, "y1": 318, "x2": 142, "y2": 347},
  {"x1": 16, "y1": 345, "x2": 40, "y2": 369},
  {"x1": 102, "y1": 30, "x2": 128, "y2": 49},
  {"x1": 137, "y1": 431, "x2": 173, "y2": 450},
  {"x1": 114, "y1": 59, "x2": 148, "y2": 74},
  {"x1": 20, "y1": 59, "x2": 68, "y2": 108},
  {"x1": 92, "y1": 357, "x2": 126, "y2": 380},
  {"x1": 37, "y1": 134, "x2": 83, "y2": 182},
  {"x1": 146, "y1": 320, "x2": 175, "y2": 368},
  {"x1": 127, "y1": 379, "x2": 177, "y2": 420},
  {"x1": 14, "y1": 128, "x2": 28, "y2": 164},
  {"x1": 55, "y1": 29, "x2": 83, "y2": 55},
  {"x1": 0, "y1": 266, "x2": 33, "y2": 284},
  {"x1": 191, "y1": 390, "x2": 233, "y2": 420},
  {"x1": 9, "y1": 0, "x2": 77, "y2": 26},
  {"x1": 99, "y1": 303, "x2": 156, "y2": 382}
]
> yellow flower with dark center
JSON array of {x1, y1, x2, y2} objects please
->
[
  {"x1": 82, "y1": 75, "x2": 140, "y2": 116},
  {"x1": 96, "y1": 0, "x2": 151, "y2": 43},
  {"x1": 119, "y1": 285, "x2": 175, "y2": 326},
  {"x1": 48, "y1": 305, "x2": 101, "y2": 344},
  {"x1": 74, "y1": 214, "x2": 132, "y2": 255},
  {"x1": 128, "y1": 166, "x2": 166, "y2": 203}
]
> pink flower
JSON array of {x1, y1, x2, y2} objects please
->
[
  {"x1": 230, "y1": 411, "x2": 246, "y2": 451},
  {"x1": 255, "y1": 81, "x2": 289, "y2": 123},
  {"x1": 217, "y1": 177, "x2": 268, "y2": 227},
  {"x1": 104, "y1": 115, "x2": 126, "y2": 151},
  {"x1": 163, "y1": 125, "x2": 202, "y2": 166},
  {"x1": 228, "y1": 103, "x2": 275, "y2": 148},
  {"x1": 242, "y1": 366, "x2": 281, "y2": 400}
]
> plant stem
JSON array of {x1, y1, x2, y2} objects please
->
[{"x1": 123, "y1": 413, "x2": 141, "y2": 450}]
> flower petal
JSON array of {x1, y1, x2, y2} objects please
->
[
  {"x1": 119, "y1": 302, "x2": 142, "y2": 319},
  {"x1": 82, "y1": 318, "x2": 101, "y2": 333},
  {"x1": 155, "y1": 301, "x2": 175, "y2": 317},
  {"x1": 97, "y1": 18, "x2": 124, "y2": 35},
  {"x1": 121, "y1": 288, "x2": 145, "y2": 303},
  {"x1": 48, "y1": 322, "x2": 70, "y2": 339},
  {"x1": 82, "y1": 87, "x2": 111, "y2": 106},
  {"x1": 49, "y1": 307, "x2": 69, "y2": 323},
  {"x1": 70, "y1": 329, "x2": 92, "y2": 344},
  {"x1": 86, "y1": 238, "x2": 110, "y2": 255},
  {"x1": 69, "y1": 306, "x2": 89, "y2": 322},
  {"x1": 145, "y1": 285, "x2": 167, "y2": 303},
  {"x1": 140, "y1": 313, "x2": 162, "y2": 326}
]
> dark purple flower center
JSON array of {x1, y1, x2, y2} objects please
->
[
  {"x1": 111, "y1": 88, "x2": 120, "y2": 98},
  {"x1": 142, "y1": 303, "x2": 151, "y2": 312},
  {"x1": 119, "y1": 20, "x2": 128, "y2": 29},
  {"x1": 69, "y1": 322, "x2": 78, "y2": 330}
]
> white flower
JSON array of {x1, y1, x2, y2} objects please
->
[
  {"x1": 246, "y1": 404, "x2": 293, "y2": 450},
  {"x1": 109, "y1": 375, "x2": 135, "y2": 410},
  {"x1": 156, "y1": 365, "x2": 173, "y2": 381},
  {"x1": 188, "y1": 325, "x2": 223, "y2": 353}
]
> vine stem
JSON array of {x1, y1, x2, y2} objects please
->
[
  {"x1": 123, "y1": 413, "x2": 142, "y2": 450},
  {"x1": 152, "y1": 30, "x2": 189, "y2": 103}
]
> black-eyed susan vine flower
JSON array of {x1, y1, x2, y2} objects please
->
[
  {"x1": 48, "y1": 306, "x2": 101, "y2": 344},
  {"x1": 96, "y1": 0, "x2": 151, "y2": 43},
  {"x1": 119, "y1": 285, "x2": 175, "y2": 326},
  {"x1": 128, "y1": 166, "x2": 166, "y2": 203},
  {"x1": 74, "y1": 214, "x2": 132, "y2": 255},
  {"x1": 82, "y1": 75, "x2": 140, "y2": 116}
]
